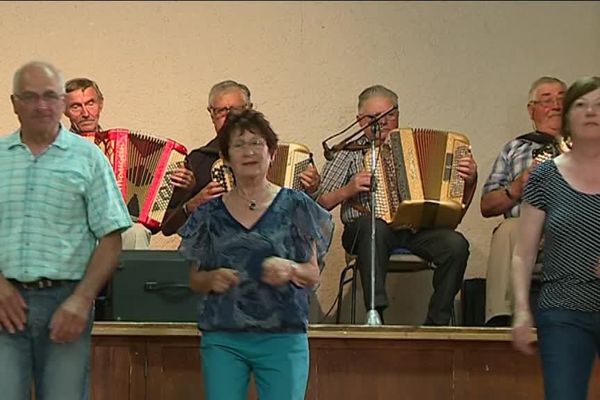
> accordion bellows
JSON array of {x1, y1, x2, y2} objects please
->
[
  {"x1": 363, "y1": 128, "x2": 470, "y2": 230},
  {"x1": 211, "y1": 142, "x2": 313, "y2": 191},
  {"x1": 81, "y1": 129, "x2": 187, "y2": 230}
]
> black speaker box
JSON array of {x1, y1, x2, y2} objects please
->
[{"x1": 102, "y1": 250, "x2": 199, "y2": 322}]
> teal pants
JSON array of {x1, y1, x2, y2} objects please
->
[{"x1": 200, "y1": 332, "x2": 309, "y2": 400}]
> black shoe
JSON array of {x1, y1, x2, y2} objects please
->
[{"x1": 485, "y1": 315, "x2": 512, "y2": 327}]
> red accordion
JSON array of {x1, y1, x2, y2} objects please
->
[{"x1": 81, "y1": 129, "x2": 187, "y2": 230}]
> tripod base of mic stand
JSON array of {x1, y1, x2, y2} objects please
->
[{"x1": 366, "y1": 309, "x2": 382, "y2": 326}]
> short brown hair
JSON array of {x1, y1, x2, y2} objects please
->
[
  {"x1": 561, "y1": 76, "x2": 600, "y2": 140},
  {"x1": 218, "y1": 109, "x2": 278, "y2": 161},
  {"x1": 65, "y1": 78, "x2": 104, "y2": 101}
]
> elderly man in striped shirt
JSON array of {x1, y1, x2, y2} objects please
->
[{"x1": 481, "y1": 76, "x2": 567, "y2": 327}]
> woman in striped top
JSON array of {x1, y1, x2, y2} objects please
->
[{"x1": 512, "y1": 76, "x2": 600, "y2": 400}]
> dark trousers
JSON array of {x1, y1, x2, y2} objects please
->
[{"x1": 342, "y1": 216, "x2": 470, "y2": 325}]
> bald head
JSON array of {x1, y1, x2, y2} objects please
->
[{"x1": 12, "y1": 61, "x2": 65, "y2": 96}]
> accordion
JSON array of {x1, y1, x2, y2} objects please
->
[
  {"x1": 532, "y1": 138, "x2": 571, "y2": 163},
  {"x1": 81, "y1": 129, "x2": 188, "y2": 230},
  {"x1": 210, "y1": 142, "x2": 314, "y2": 191},
  {"x1": 361, "y1": 128, "x2": 470, "y2": 230}
]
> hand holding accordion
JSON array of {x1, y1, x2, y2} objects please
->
[
  {"x1": 359, "y1": 128, "x2": 471, "y2": 231},
  {"x1": 81, "y1": 129, "x2": 188, "y2": 230},
  {"x1": 210, "y1": 142, "x2": 315, "y2": 191}
]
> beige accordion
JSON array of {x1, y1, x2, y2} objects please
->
[
  {"x1": 210, "y1": 143, "x2": 313, "y2": 191},
  {"x1": 362, "y1": 128, "x2": 470, "y2": 230}
]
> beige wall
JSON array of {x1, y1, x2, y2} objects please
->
[{"x1": 2, "y1": 1, "x2": 599, "y2": 323}]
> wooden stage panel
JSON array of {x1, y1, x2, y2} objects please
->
[
  {"x1": 91, "y1": 337, "x2": 146, "y2": 400},
  {"x1": 145, "y1": 337, "x2": 203, "y2": 400},
  {"x1": 458, "y1": 345, "x2": 544, "y2": 400},
  {"x1": 89, "y1": 323, "x2": 600, "y2": 400},
  {"x1": 310, "y1": 340, "x2": 455, "y2": 400}
]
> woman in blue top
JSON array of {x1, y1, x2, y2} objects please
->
[
  {"x1": 178, "y1": 108, "x2": 333, "y2": 400},
  {"x1": 512, "y1": 76, "x2": 600, "y2": 400}
]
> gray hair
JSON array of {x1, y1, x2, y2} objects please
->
[
  {"x1": 208, "y1": 80, "x2": 252, "y2": 108},
  {"x1": 528, "y1": 76, "x2": 566, "y2": 102},
  {"x1": 357, "y1": 84, "x2": 398, "y2": 112},
  {"x1": 12, "y1": 61, "x2": 65, "y2": 95}
]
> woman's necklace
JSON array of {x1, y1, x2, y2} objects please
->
[{"x1": 233, "y1": 183, "x2": 271, "y2": 211}]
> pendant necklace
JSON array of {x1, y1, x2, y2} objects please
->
[{"x1": 234, "y1": 184, "x2": 269, "y2": 211}]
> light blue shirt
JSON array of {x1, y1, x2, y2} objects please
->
[{"x1": 0, "y1": 125, "x2": 132, "y2": 282}]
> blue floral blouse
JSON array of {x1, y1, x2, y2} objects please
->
[{"x1": 178, "y1": 188, "x2": 333, "y2": 333}]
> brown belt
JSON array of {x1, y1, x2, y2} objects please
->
[{"x1": 8, "y1": 278, "x2": 75, "y2": 290}]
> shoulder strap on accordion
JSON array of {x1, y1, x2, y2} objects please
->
[
  {"x1": 197, "y1": 137, "x2": 220, "y2": 156},
  {"x1": 516, "y1": 131, "x2": 556, "y2": 145}
]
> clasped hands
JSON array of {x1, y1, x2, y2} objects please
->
[{"x1": 206, "y1": 257, "x2": 305, "y2": 294}]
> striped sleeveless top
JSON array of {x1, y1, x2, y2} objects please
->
[{"x1": 523, "y1": 160, "x2": 600, "y2": 311}]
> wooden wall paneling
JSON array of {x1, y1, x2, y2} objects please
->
[
  {"x1": 90, "y1": 336, "x2": 146, "y2": 400},
  {"x1": 308, "y1": 338, "x2": 455, "y2": 400},
  {"x1": 145, "y1": 337, "x2": 203, "y2": 400}
]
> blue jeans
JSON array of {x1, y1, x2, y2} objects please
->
[
  {"x1": 536, "y1": 308, "x2": 600, "y2": 400},
  {"x1": 0, "y1": 282, "x2": 93, "y2": 400},
  {"x1": 200, "y1": 332, "x2": 309, "y2": 400}
]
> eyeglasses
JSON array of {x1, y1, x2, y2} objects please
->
[
  {"x1": 229, "y1": 138, "x2": 267, "y2": 152},
  {"x1": 209, "y1": 105, "x2": 248, "y2": 119},
  {"x1": 13, "y1": 91, "x2": 64, "y2": 105},
  {"x1": 358, "y1": 111, "x2": 399, "y2": 121},
  {"x1": 530, "y1": 96, "x2": 564, "y2": 108}
]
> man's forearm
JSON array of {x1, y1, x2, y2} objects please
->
[
  {"x1": 480, "y1": 188, "x2": 517, "y2": 218},
  {"x1": 72, "y1": 231, "x2": 123, "y2": 304},
  {"x1": 317, "y1": 186, "x2": 351, "y2": 211},
  {"x1": 161, "y1": 205, "x2": 188, "y2": 236}
]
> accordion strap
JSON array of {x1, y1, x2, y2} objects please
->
[
  {"x1": 516, "y1": 131, "x2": 557, "y2": 145},
  {"x1": 198, "y1": 137, "x2": 220, "y2": 156}
]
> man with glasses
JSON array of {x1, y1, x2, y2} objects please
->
[
  {"x1": 0, "y1": 61, "x2": 132, "y2": 399},
  {"x1": 317, "y1": 84, "x2": 478, "y2": 325},
  {"x1": 161, "y1": 80, "x2": 320, "y2": 236},
  {"x1": 481, "y1": 76, "x2": 566, "y2": 326}
]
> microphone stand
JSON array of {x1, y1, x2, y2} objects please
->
[
  {"x1": 365, "y1": 120, "x2": 382, "y2": 326},
  {"x1": 321, "y1": 105, "x2": 397, "y2": 326}
]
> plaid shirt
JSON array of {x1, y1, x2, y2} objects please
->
[
  {"x1": 482, "y1": 131, "x2": 558, "y2": 218},
  {"x1": 0, "y1": 126, "x2": 132, "y2": 282},
  {"x1": 319, "y1": 137, "x2": 372, "y2": 225}
]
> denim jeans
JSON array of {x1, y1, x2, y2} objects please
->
[
  {"x1": 536, "y1": 308, "x2": 600, "y2": 400},
  {"x1": 0, "y1": 282, "x2": 93, "y2": 400}
]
